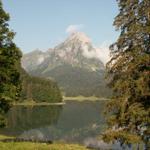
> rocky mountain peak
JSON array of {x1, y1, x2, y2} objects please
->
[
  {"x1": 54, "y1": 32, "x2": 92, "y2": 51},
  {"x1": 65, "y1": 32, "x2": 91, "y2": 44},
  {"x1": 22, "y1": 32, "x2": 105, "y2": 72}
]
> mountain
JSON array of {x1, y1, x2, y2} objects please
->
[
  {"x1": 21, "y1": 49, "x2": 50, "y2": 72},
  {"x1": 22, "y1": 32, "x2": 111, "y2": 97}
]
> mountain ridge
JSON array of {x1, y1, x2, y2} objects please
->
[
  {"x1": 22, "y1": 32, "x2": 111, "y2": 97},
  {"x1": 22, "y1": 32, "x2": 104, "y2": 72}
]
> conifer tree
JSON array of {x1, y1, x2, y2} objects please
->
[
  {"x1": 103, "y1": 0, "x2": 150, "y2": 147},
  {"x1": 0, "y1": 0, "x2": 22, "y2": 127}
]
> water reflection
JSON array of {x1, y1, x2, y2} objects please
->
[
  {"x1": 0, "y1": 105, "x2": 62, "y2": 136},
  {"x1": 0, "y1": 101, "x2": 145, "y2": 149},
  {"x1": 0, "y1": 101, "x2": 106, "y2": 143}
]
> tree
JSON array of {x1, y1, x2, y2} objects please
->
[
  {"x1": 0, "y1": 0, "x2": 22, "y2": 127},
  {"x1": 103, "y1": 0, "x2": 150, "y2": 148}
]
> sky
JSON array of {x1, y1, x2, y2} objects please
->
[{"x1": 2, "y1": 0, "x2": 119, "y2": 63}]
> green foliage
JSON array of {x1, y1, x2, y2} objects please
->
[
  {"x1": 0, "y1": 0, "x2": 22, "y2": 127},
  {"x1": 103, "y1": 130, "x2": 141, "y2": 144},
  {"x1": 20, "y1": 69, "x2": 62, "y2": 103},
  {"x1": 104, "y1": 0, "x2": 150, "y2": 146}
]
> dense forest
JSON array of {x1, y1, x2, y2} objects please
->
[{"x1": 20, "y1": 69, "x2": 62, "y2": 103}]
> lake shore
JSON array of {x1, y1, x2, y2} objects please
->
[
  {"x1": 13, "y1": 101, "x2": 65, "y2": 106},
  {"x1": 13, "y1": 97, "x2": 109, "y2": 106},
  {"x1": 63, "y1": 96, "x2": 109, "y2": 101},
  {"x1": 0, "y1": 135, "x2": 89, "y2": 150},
  {"x1": 0, "y1": 142, "x2": 89, "y2": 150}
]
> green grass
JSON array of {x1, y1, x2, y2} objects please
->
[
  {"x1": 0, "y1": 135, "x2": 14, "y2": 140},
  {"x1": 63, "y1": 96, "x2": 109, "y2": 101},
  {"x1": 0, "y1": 142, "x2": 89, "y2": 150},
  {"x1": 13, "y1": 101, "x2": 65, "y2": 106},
  {"x1": 0, "y1": 135, "x2": 89, "y2": 150},
  {"x1": 13, "y1": 96, "x2": 109, "y2": 106}
]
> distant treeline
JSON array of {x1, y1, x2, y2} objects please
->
[{"x1": 20, "y1": 69, "x2": 62, "y2": 103}]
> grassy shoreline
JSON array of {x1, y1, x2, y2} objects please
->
[
  {"x1": 63, "y1": 96, "x2": 109, "y2": 101},
  {"x1": 0, "y1": 142, "x2": 89, "y2": 150},
  {"x1": 0, "y1": 135, "x2": 89, "y2": 150},
  {"x1": 12, "y1": 97, "x2": 109, "y2": 106},
  {"x1": 0, "y1": 135, "x2": 14, "y2": 140},
  {"x1": 13, "y1": 101, "x2": 65, "y2": 106}
]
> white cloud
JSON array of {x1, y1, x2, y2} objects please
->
[
  {"x1": 82, "y1": 41, "x2": 111, "y2": 65},
  {"x1": 95, "y1": 48, "x2": 110, "y2": 65},
  {"x1": 65, "y1": 25, "x2": 111, "y2": 65},
  {"x1": 66, "y1": 24, "x2": 84, "y2": 34},
  {"x1": 82, "y1": 44, "x2": 97, "y2": 59},
  {"x1": 95, "y1": 42, "x2": 111, "y2": 65}
]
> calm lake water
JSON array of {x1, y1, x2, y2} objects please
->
[
  {"x1": 0, "y1": 100, "x2": 107, "y2": 144},
  {"x1": 0, "y1": 100, "x2": 145, "y2": 149}
]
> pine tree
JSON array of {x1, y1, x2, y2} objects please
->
[
  {"x1": 0, "y1": 0, "x2": 22, "y2": 127},
  {"x1": 103, "y1": 0, "x2": 150, "y2": 147}
]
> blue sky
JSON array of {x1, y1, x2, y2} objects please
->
[{"x1": 3, "y1": 0, "x2": 119, "y2": 53}]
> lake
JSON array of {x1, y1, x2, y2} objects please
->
[
  {"x1": 0, "y1": 100, "x2": 107, "y2": 144},
  {"x1": 0, "y1": 100, "x2": 145, "y2": 150}
]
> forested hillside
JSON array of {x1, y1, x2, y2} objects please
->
[
  {"x1": 20, "y1": 69, "x2": 62, "y2": 103},
  {"x1": 39, "y1": 64, "x2": 111, "y2": 97}
]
